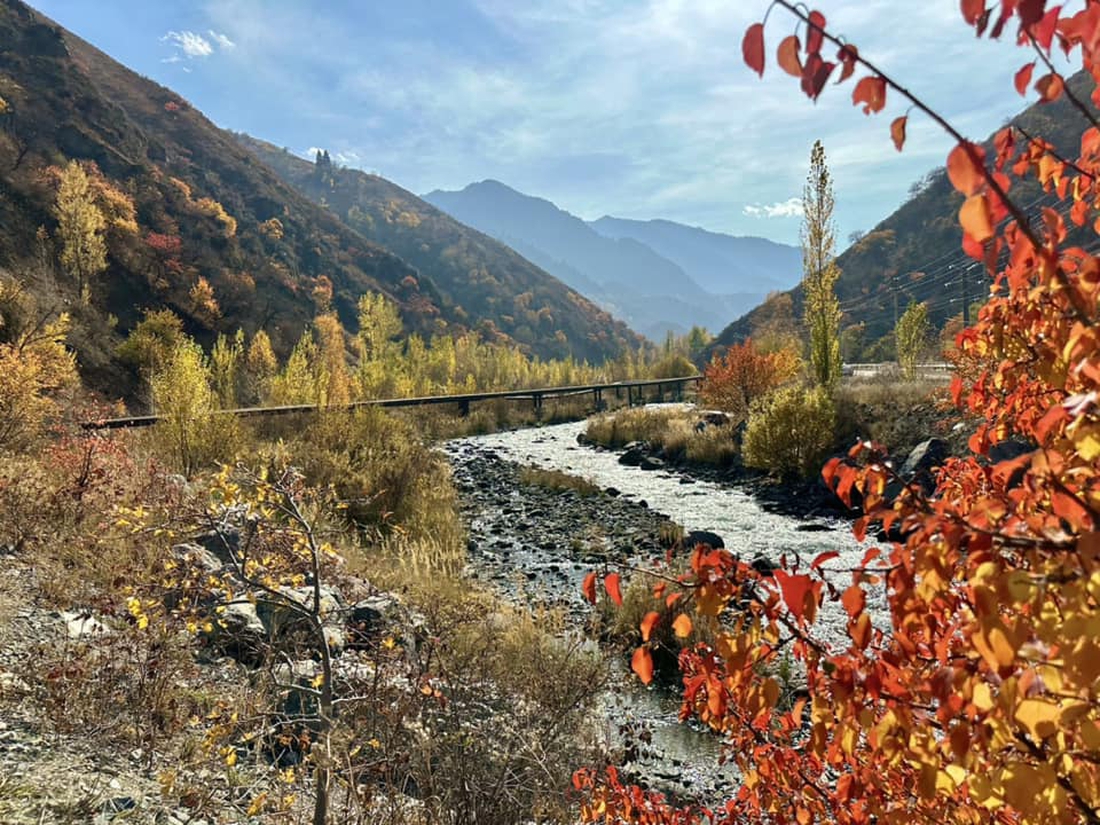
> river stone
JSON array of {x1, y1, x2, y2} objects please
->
[
  {"x1": 683, "y1": 530, "x2": 724, "y2": 550},
  {"x1": 900, "y1": 438, "x2": 949, "y2": 480},
  {"x1": 619, "y1": 442, "x2": 647, "y2": 466},
  {"x1": 640, "y1": 456, "x2": 665, "y2": 471},
  {"x1": 988, "y1": 438, "x2": 1033, "y2": 463}
]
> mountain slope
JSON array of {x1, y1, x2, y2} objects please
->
[
  {"x1": 707, "y1": 70, "x2": 1100, "y2": 360},
  {"x1": 423, "y1": 180, "x2": 733, "y2": 338},
  {"x1": 234, "y1": 137, "x2": 640, "y2": 361},
  {"x1": 0, "y1": 0, "x2": 635, "y2": 402},
  {"x1": 588, "y1": 216, "x2": 801, "y2": 296}
]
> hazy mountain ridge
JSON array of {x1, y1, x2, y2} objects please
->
[
  {"x1": 423, "y1": 180, "x2": 801, "y2": 339},
  {"x1": 234, "y1": 136, "x2": 642, "y2": 362}
]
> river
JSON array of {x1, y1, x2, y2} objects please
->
[{"x1": 444, "y1": 412, "x2": 871, "y2": 801}]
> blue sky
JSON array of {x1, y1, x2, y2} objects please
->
[{"x1": 31, "y1": 0, "x2": 1068, "y2": 246}]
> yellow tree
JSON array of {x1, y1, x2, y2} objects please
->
[
  {"x1": 150, "y1": 337, "x2": 215, "y2": 476},
  {"x1": 245, "y1": 330, "x2": 278, "y2": 405},
  {"x1": 53, "y1": 160, "x2": 108, "y2": 302},
  {"x1": 313, "y1": 312, "x2": 351, "y2": 407},
  {"x1": 801, "y1": 140, "x2": 843, "y2": 389}
]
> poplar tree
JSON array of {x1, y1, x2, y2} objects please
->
[
  {"x1": 53, "y1": 160, "x2": 108, "y2": 302},
  {"x1": 800, "y1": 140, "x2": 842, "y2": 390},
  {"x1": 895, "y1": 300, "x2": 930, "y2": 381}
]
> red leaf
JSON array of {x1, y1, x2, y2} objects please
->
[
  {"x1": 742, "y1": 23, "x2": 765, "y2": 77},
  {"x1": 811, "y1": 551, "x2": 840, "y2": 570},
  {"x1": 1052, "y1": 491, "x2": 1094, "y2": 530},
  {"x1": 1015, "y1": 62, "x2": 1036, "y2": 95},
  {"x1": 1035, "y1": 404, "x2": 1068, "y2": 443},
  {"x1": 1035, "y1": 72, "x2": 1065, "y2": 102},
  {"x1": 604, "y1": 573, "x2": 623, "y2": 607},
  {"x1": 1018, "y1": 0, "x2": 1047, "y2": 28},
  {"x1": 947, "y1": 142, "x2": 987, "y2": 196},
  {"x1": 821, "y1": 456, "x2": 843, "y2": 488},
  {"x1": 851, "y1": 75, "x2": 887, "y2": 114},
  {"x1": 582, "y1": 572, "x2": 597, "y2": 604},
  {"x1": 836, "y1": 44, "x2": 859, "y2": 83},
  {"x1": 961, "y1": 0, "x2": 986, "y2": 25},
  {"x1": 1032, "y1": 5, "x2": 1062, "y2": 52},
  {"x1": 773, "y1": 571, "x2": 815, "y2": 622},
  {"x1": 800, "y1": 53, "x2": 835, "y2": 101},
  {"x1": 806, "y1": 10, "x2": 826, "y2": 54},
  {"x1": 890, "y1": 116, "x2": 907, "y2": 151},
  {"x1": 632, "y1": 646, "x2": 654, "y2": 684},
  {"x1": 777, "y1": 35, "x2": 802, "y2": 77},
  {"x1": 666, "y1": 592, "x2": 683, "y2": 609},
  {"x1": 640, "y1": 611, "x2": 660, "y2": 642}
]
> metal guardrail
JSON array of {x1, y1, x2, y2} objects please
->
[{"x1": 82, "y1": 375, "x2": 704, "y2": 430}]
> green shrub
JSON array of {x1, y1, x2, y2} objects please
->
[{"x1": 742, "y1": 385, "x2": 836, "y2": 479}]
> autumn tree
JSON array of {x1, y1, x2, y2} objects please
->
[
  {"x1": 700, "y1": 338, "x2": 800, "y2": 423},
  {"x1": 53, "y1": 160, "x2": 108, "y2": 302},
  {"x1": 577, "y1": 4, "x2": 1100, "y2": 825},
  {"x1": 245, "y1": 330, "x2": 278, "y2": 405},
  {"x1": 150, "y1": 337, "x2": 216, "y2": 476},
  {"x1": 801, "y1": 140, "x2": 843, "y2": 390},
  {"x1": 895, "y1": 300, "x2": 931, "y2": 380},
  {"x1": 0, "y1": 278, "x2": 76, "y2": 450}
]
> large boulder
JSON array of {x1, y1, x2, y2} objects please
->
[
  {"x1": 900, "y1": 438, "x2": 949, "y2": 493},
  {"x1": 618, "y1": 442, "x2": 648, "y2": 467},
  {"x1": 212, "y1": 598, "x2": 268, "y2": 664},
  {"x1": 640, "y1": 456, "x2": 665, "y2": 471}
]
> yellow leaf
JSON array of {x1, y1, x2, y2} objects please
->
[
  {"x1": 672, "y1": 613, "x2": 693, "y2": 638},
  {"x1": 1014, "y1": 698, "x2": 1062, "y2": 741},
  {"x1": 311, "y1": 673, "x2": 325, "y2": 689}
]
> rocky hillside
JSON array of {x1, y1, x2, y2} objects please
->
[
  {"x1": 234, "y1": 136, "x2": 641, "y2": 361},
  {"x1": 0, "y1": 0, "x2": 637, "y2": 402}
]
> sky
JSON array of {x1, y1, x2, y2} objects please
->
[{"x1": 29, "y1": 0, "x2": 1071, "y2": 246}]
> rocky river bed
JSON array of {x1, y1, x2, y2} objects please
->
[{"x1": 443, "y1": 415, "x2": 875, "y2": 801}]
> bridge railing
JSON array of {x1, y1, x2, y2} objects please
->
[{"x1": 83, "y1": 375, "x2": 705, "y2": 430}]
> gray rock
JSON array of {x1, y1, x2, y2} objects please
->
[
  {"x1": 900, "y1": 438, "x2": 949, "y2": 479},
  {"x1": 171, "y1": 542, "x2": 223, "y2": 574},
  {"x1": 639, "y1": 456, "x2": 665, "y2": 471},
  {"x1": 988, "y1": 438, "x2": 1033, "y2": 463},
  {"x1": 619, "y1": 442, "x2": 648, "y2": 466},
  {"x1": 684, "y1": 530, "x2": 725, "y2": 550},
  {"x1": 60, "y1": 610, "x2": 109, "y2": 639}
]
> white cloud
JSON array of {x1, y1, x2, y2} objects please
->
[
  {"x1": 208, "y1": 30, "x2": 236, "y2": 50},
  {"x1": 161, "y1": 29, "x2": 235, "y2": 62},
  {"x1": 743, "y1": 198, "x2": 804, "y2": 219}
]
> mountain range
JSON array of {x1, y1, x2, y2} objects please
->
[
  {"x1": 423, "y1": 181, "x2": 802, "y2": 340},
  {"x1": 0, "y1": 0, "x2": 639, "y2": 400}
]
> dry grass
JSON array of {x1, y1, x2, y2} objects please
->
[
  {"x1": 519, "y1": 466, "x2": 602, "y2": 496},
  {"x1": 585, "y1": 407, "x2": 738, "y2": 465}
]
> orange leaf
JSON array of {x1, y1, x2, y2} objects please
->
[
  {"x1": 1015, "y1": 61, "x2": 1035, "y2": 96},
  {"x1": 666, "y1": 592, "x2": 683, "y2": 609},
  {"x1": 777, "y1": 35, "x2": 802, "y2": 77},
  {"x1": 632, "y1": 646, "x2": 654, "y2": 684},
  {"x1": 672, "y1": 613, "x2": 693, "y2": 638},
  {"x1": 960, "y1": 193, "x2": 994, "y2": 242},
  {"x1": 773, "y1": 571, "x2": 816, "y2": 622},
  {"x1": 842, "y1": 584, "x2": 866, "y2": 618},
  {"x1": 852, "y1": 612, "x2": 872, "y2": 650},
  {"x1": 742, "y1": 23, "x2": 765, "y2": 77},
  {"x1": 890, "y1": 115, "x2": 907, "y2": 151},
  {"x1": 1035, "y1": 72, "x2": 1064, "y2": 102},
  {"x1": 811, "y1": 551, "x2": 839, "y2": 570},
  {"x1": 851, "y1": 75, "x2": 887, "y2": 114},
  {"x1": 640, "y1": 611, "x2": 660, "y2": 642},
  {"x1": 581, "y1": 572, "x2": 597, "y2": 604},
  {"x1": 604, "y1": 573, "x2": 623, "y2": 607},
  {"x1": 947, "y1": 142, "x2": 987, "y2": 196}
]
